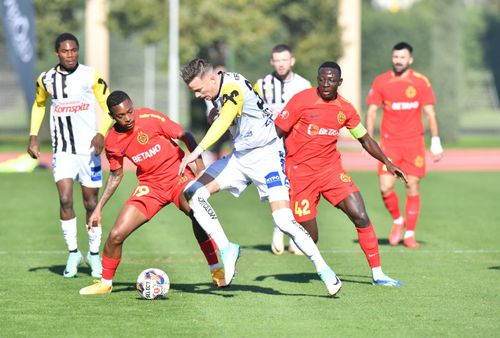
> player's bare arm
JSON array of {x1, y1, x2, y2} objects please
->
[
  {"x1": 358, "y1": 133, "x2": 407, "y2": 183},
  {"x1": 27, "y1": 135, "x2": 40, "y2": 159},
  {"x1": 423, "y1": 104, "x2": 444, "y2": 162},
  {"x1": 178, "y1": 131, "x2": 205, "y2": 173},
  {"x1": 90, "y1": 133, "x2": 105, "y2": 155},
  {"x1": 365, "y1": 104, "x2": 379, "y2": 138},
  {"x1": 87, "y1": 167, "x2": 124, "y2": 229}
]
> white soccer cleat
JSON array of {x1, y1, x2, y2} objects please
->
[
  {"x1": 86, "y1": 252, "x2": 102, "y2": 278},
  {"x1": 63, "y1": 250, "x2": 83, "y2": 278},
  {"x1": 318, "y1": 267, "x2": 342, "y2": 296},
  {"x1": 372, "y1": 273, "x2": 402, "y2": 287},
  {"x1": 220, "y1": 242, "x2": 240, "y2": 286},
  {"x1": 287, "y1": 238, "x2": 304, "y2": 256},
  {"x1": 271, "y1": 227, "x2": 285, "y2": 255}
]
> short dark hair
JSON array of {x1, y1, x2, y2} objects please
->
[
  {"x1": 318, "y1": 61, "x2": 342, "y2": 77},
  {"x1": 271, "y1": 44, "x2": 292, "y2": 55},
  {"x1": 393, "y1": 41, "x2": 413, "y2": 54},
  {"x1": 180, "y1": 58, "x2": 213, "y2": 84},
  {"x1": 107, "y1": 90, "x2": 131, "y2": 111},
  {"x1": 55, "y1": 33, "x2": 79, "y2": 51}
]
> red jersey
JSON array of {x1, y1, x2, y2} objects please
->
[
  {"x1": 105, "y1": 108, "x2": 186, "y2": 183},
  {"x1": 275, "y1": 88, "x2": 361, "y2": 169},
  {"x1": 366, "y1": 69, "x2": 435, "y2": 143}
]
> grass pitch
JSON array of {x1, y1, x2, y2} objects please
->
[{"x1": 0, "y1": 171, "x2": 499, "y2": 337}]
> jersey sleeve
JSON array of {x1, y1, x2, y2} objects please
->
[
  {"x1": 105, "y1": 141, "x2": 124, "y2": 171},
  {"x1": 366, "y1": 77, "x2": 383, "y2": 106},
  {"x1": 274, "y1": 93, "x2": 302, "y2": 134},
  {"x1": 199, "y1": 82, "x2": 241, "y2": 150},
  {"x1": 418, "y1": 74, "x2": 435, "y2": 105},
  {"x1": 29, "y1": 76, "x2": 49, "y2": 136},
  {"x1": 92, "y1": 71, "x2": 114, "y2": 135},
  {"x1": 253, "y1": 79, "x2": 263, "y2": 97},
  {"x1": 344, "y1": 102, "x2": 367, "y2": 139}
]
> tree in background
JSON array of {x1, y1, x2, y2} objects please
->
[{"x1": 482, "y1": 7, "x2": 500, "y2": 103}]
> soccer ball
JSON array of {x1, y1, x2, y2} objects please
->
[{"x1": 136, "y1": 268, "x2": 170, "y2": 300}]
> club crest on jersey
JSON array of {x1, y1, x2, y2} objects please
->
[
  {"x1": 414, "y1": 155, "x2": 424, "y2": 168},
  {"x1": 406, "y1": 86, "x2": 417, "y2": 99},
  {"x1": 337, "y1": 111, "x2": 346, "y2": 124},
  {"x1": 137, "y1": 131, "x2": 149, "y2": 145},
  {"x1": 222, "y1": 90, "x2": 239, "y2": 106}
]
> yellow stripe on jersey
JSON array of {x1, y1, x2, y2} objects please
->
[
  {"x1": 139, "y1": 113, "x2": 166, "y2": 122},
  {"x1": 199, "y1": 82, "x2": 243, "y2": 150},
  {"x1": 93, "y1": 71, "x2": 113, "y2": 135},
  {"x1": 349, "y1": 123, "x2": 368, "y2": 139},
  {"x1": 29, "y1": 77, "x2": 49, "y2": 136},
  {"x1": 252, "y1": 81, "x2": 262, "y2": 97},
  {"x1": 413, "y1": 71, "x2": 431, "y2": 87}
]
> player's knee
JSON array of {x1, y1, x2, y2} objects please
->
[
  {"x1": 353, "y1": 212, "x2": 370, "y2": 228},
  {"x1": 184, "y1": 181, "x2": 209, "y2": 202},
  {"x1": 108, "y1": 228, "x2": 126, "y2": 246},
  {"x1": 59, "y1": 194, "x2": 73, "y2": 211},
  {"x1": 272, "y1": 208, "x2": 296, "y2": 234},
  {"x1": 83, "y1": 198, "x2": 98, "y2": 213}
]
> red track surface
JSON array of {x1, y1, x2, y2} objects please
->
[{"x1": 1, "y1": 149, "x2": 500, "y2": 171}]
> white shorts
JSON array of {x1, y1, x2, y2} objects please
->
[
  {"x1": 205, "y1": 138, "x2": 289, "y2": 202},
  {"x1": 52, "y1": 152, "x2": 102, "y2": 188}
]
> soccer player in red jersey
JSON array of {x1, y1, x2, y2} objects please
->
[
  {"x1": 79, "y1": 90, "x2": 224, "y2": 295},
  {"x1": 366, "y1": 42, "x2": 444, "y2": 249},
  {"x1": 275, "y1": 61, "x2": 406, "y2": 286}
]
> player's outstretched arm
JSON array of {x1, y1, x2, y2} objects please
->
[
  {"x1": 87, "y1": 167, "x2": 124, "y2": 230},
  {"x1": 358, "y1": 132, "x2": 408, "y2": 183},
  {"x1": 178, "y1": 131, "x2": 205, "y2": 173},
  {"x1": 365, "y1": 104, "x2": 379, "y2": 138}
]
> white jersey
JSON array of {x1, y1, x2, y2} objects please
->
[
  {"x1": 254, "y1": 72, "x2": 311, "y2": 118},
  {"x1": 211, "y1": 72, "x2": 277, "y2": 152},
  {"x1": 36, "y1": 64, "x2": 108, "y2": 155}
]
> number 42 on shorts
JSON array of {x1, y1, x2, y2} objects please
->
[{"x1": 294, "y1": 199, "x2": 311, "y2": 217}]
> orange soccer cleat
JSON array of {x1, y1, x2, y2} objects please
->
[
  {"x1": 403, "y1": 236, "x2": 420, "y2": 249},
  {"x1": 389, "y1": 222, "x2": 405, "y2": 246}
]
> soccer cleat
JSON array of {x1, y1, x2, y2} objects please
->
[
  {"x1": 210, "y1": 266, "x2": 226, "y2": 287},
  {"x1": 389, "y1": 222, "x2": 405, "y2": 246},
  {"x1": 372, "y1": 274, "x2": 403, "y2": 287},
  {"x1": 63, "y1": 250, "x2": 83, "y2": 278},
  {"x1": 318, "y1": 267, "x2": 342, "y2": 296},
  {"x1": 287, "y1": 238, "x2": 304, "y2": 256},
  {"x1": 79, "y1": 280, "x2": 113, "y2": 295},
  {"x1": 86, "y1": 252, "x2": 102, "y2": 278},
  {"x1": 271, "y1": 227, "x2": 285, "y2": 255},
  {"x1": 403, "y1": 236, "x2": 420, "y2": 249},
  {"x1": 220, "y1": 242, "x2": 240, "y2": 286}
]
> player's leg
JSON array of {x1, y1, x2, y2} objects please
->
[
  {"x1": 80, "y1": 204, "x2": 148, "y2": 295},
  {"x1": 81, "y1": 185, "x2": 102, "y2": 277},
  {"x1": 183, "y1": 164, "x2": 240, "y2": 285},
  {"x1": 336, "y1": 192, "x2": 401, "y2": 286},
  {"x1": 178, "y1": 190, "x2": 225, "y2": 287},
  {"x1": 403, "y1": 175, "x2": 421, "y2": 248},
  {"x1": 379, "y1": 174, "x2": 405, "y2": 246},
  {"x1": 55, "y1": 178, "x2": 83, "y2": 278}
]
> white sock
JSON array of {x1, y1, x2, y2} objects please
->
[
  {"x1": 272, "y1": 208, "x2": 328, "y2": 272},
  {"x1": 101, "y1": 278, "x2": 112, "y2": 286},
  {"x1": 187, "y1": 186, "x2": 230, "y2": 250},
  {"x1": 404, "y1": 230, "x2": 415, "y2": 239},
  {"x1": 394, "y1": 216, "x2": 404, "y2": 225},
  {"x1": 87, "y1": 224, "x2": 102, "y2": 253},
  {"x1": 61, "y1": 218, "x2": 78, "y2": 251},
  {"x1": 372, "y1": 266, "x2": 384, "y2": 280}
]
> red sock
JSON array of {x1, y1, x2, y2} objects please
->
[
  {"x1": 199, "y1": 238, "x2": 219, "y2": 266},
  {"x1": 405, "y1": 194, "x2": 421, "y2": 232},
  {"x1": 102, "y1": 255, "x2": 121, "y2": 280},
  {"x1": 382, "y1": 190, "x2": 401, "y2": 220},
  {"x1": 356, "y1": 224, "x2": 381, "y2": 268}
]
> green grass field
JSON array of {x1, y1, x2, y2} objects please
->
[{"x1": 0, "y1": 171, "x2": 499, "y2": 337}]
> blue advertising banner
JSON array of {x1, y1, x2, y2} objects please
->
[{"x1": 0, "y1": 0, "x2": 36, "y2": 113}]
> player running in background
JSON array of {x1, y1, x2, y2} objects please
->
[
  {"x1": 179, "y1": 58, "x2": 341, "y2": 296},
  {"x1": 80, "y1": 90, "x2": 224, "y2": 295},
  {"x1": 253, "y1": 44, "x2": 311, "y2": 256},
  {"x1": 365, "y1": 42, "x2": 444, "y2": 249},
  {"x1": 275, "y1": 61, "x2": 406, "y2": 286},
  {"x1": 27, "y1": 33, "x2": 113, "y2": 278}
]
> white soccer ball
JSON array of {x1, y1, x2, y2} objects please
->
[{"x1": 136, "y1": 268, "x2": 170, "y2": 300}]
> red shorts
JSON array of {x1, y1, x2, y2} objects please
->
[
  {"x1": 126, "y1": 170, "x2": 195, "y2": 220},
  {"x1": 378, "y1": 138, "x2": 426, "y2": 177},
  {"x1": 286, "y1": 160, "x2": 359, "y2": 222}
]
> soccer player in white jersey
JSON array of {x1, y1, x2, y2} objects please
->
[
  {"x1": 179, "y1": 58, "x2": 341, "y2": 296},
  {"x1": 254, "y1": 44, "x2": 312, "y2": 256},
  {"x1": 27, "y1": 33, "x2": 113, "y2": 278}
]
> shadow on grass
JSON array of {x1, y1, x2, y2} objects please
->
[
  {"x1": 353, "y1": 238, "x2": 427, "y2": 246},
  {"x1": 244, "y1": 244, "x2": 273, "y2": 253},
  {"x1": 29, "y1": 265, "x2": 93, "y2": 277},
  {"x1": 255, "y1": 272, "x2": 372, "y2": 286},
  {"x1": 488, "y1": 266, "x2": 500, "y2": 270}
]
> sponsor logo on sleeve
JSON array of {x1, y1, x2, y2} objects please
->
[{"x1": 265, "y1": 171, "x2": 283, "y2": 188}]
